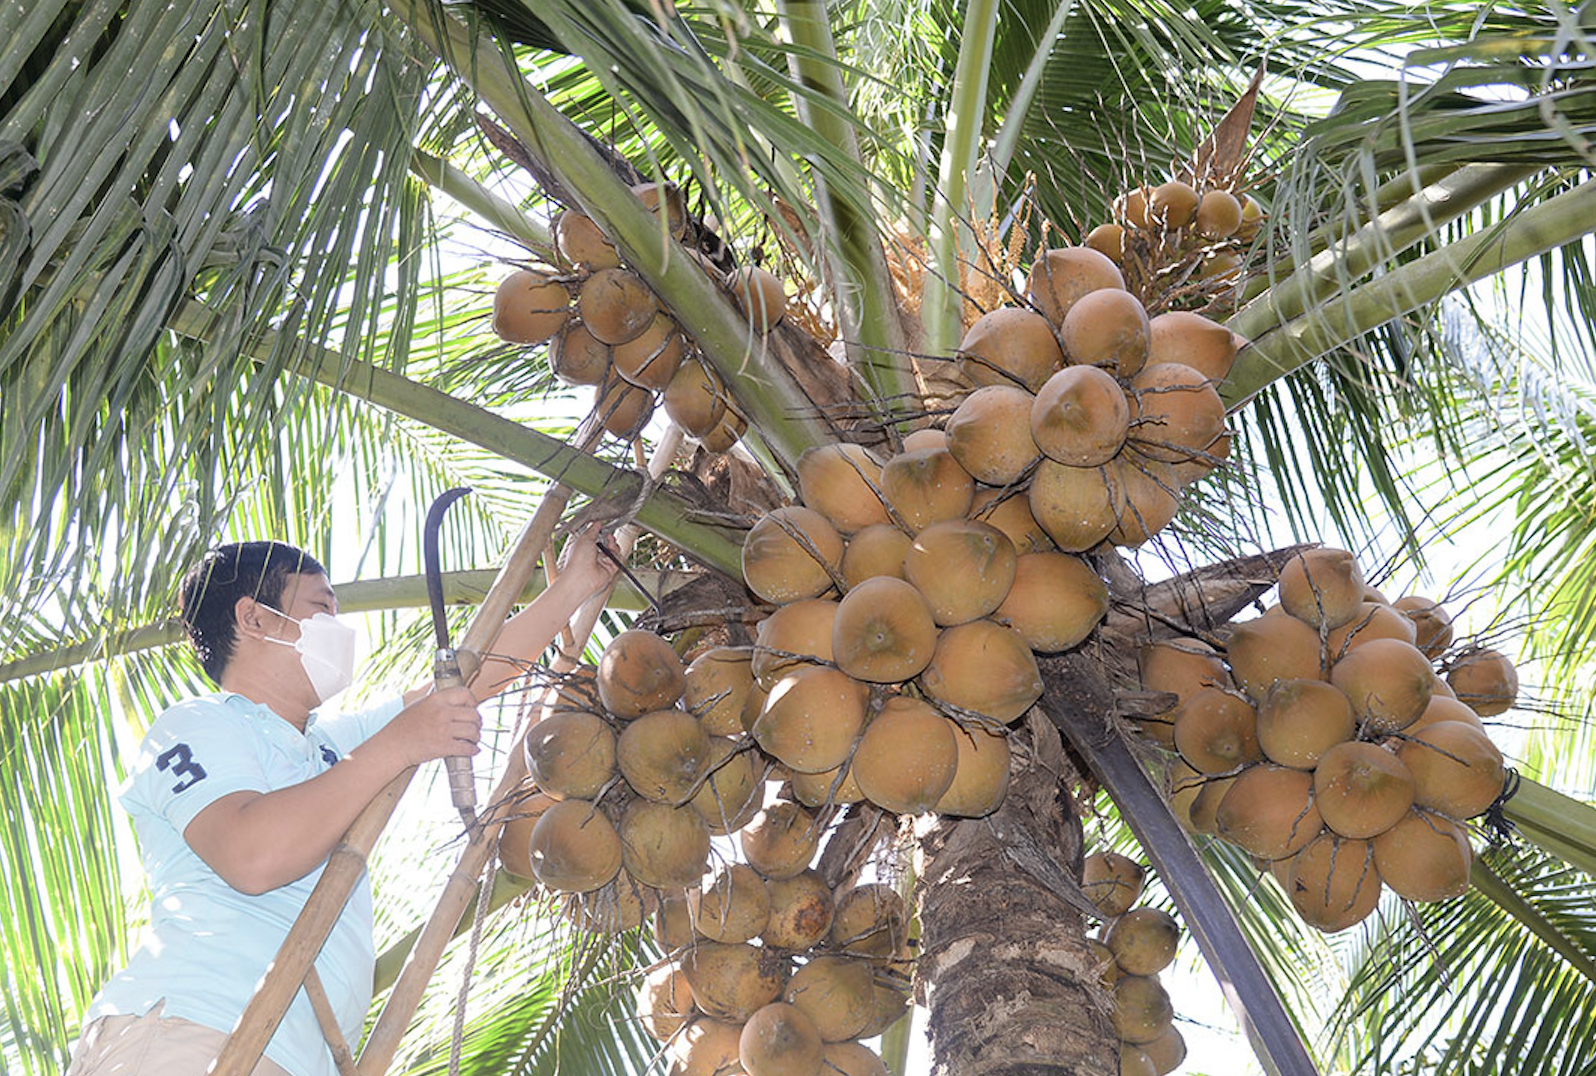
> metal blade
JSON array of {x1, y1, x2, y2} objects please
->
[{"x1": 423, "y1": 487, "x2": 473, "y2": 649}]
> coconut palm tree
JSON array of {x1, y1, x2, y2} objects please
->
[{"x1": 2, "y1": 1, "x2": 1595, "y2": 1075}]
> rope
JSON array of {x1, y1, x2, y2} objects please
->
[{"x1": 448, "y1": 840, "x2": 500, "y2": 1076}]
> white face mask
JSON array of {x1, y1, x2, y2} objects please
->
[{"x1": 261, "y1": 606, "x2": 358, "y2": 704}]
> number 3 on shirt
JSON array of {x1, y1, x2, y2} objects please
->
[{"x1": 156, "y1": 743, "x2": 208, "y2": 794}]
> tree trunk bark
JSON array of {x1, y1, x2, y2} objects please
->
[{"x1": 916, "y1": 711, "x2": 1117, "y2": 1076}]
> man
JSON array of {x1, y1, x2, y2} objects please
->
[{"x1": 67, "y1": 530, "x2": 618, "y2": 1076}]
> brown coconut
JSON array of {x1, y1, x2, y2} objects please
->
[
  {"x1": 1215, "y1": 764, "x2": 1323, "y2": 859},
  {"x1": 493, "y1": 269, "x2": 570, "y2": 345},
  {"x1": 554, "y1": 210, "x2": 620, "y2": 270},
  {"x1": 691, "y1": 863, "x2": 772, "y2": 944},
  {"x1": 730, "y1": 266, "x2": 788, "y2": 332},
  {"x1": 1149, "y1": 181, "x2": 1199, "y2": 228},
  {"x1": 754, "y1": 667, "x2": 870, "y2": 774},
  {"x1": 1188, "y1": 773, "x2": 1240, "y2": 836},
  {"x1": 945, "y1": 386, "x2": 1043, "y2": 485},
  {"x1": 548, "y1": 320, "x2": 611, "y2": 385},
  {"x1": 663, "y1": 357, "x2": 728, "y2": 438},
  {"x1": 1108, "y1": 456, "x2": 1181, "y2": 547},
  {"x1": 831, "y1": 576, "x2": 937, "y2": 682},
  {"x1": 739, "y1": 1001, "x2": 822, "y2": 1076},
  {"x1": 822, "y1": 1041, "x2": 889, "y2": 1076},
  {"x1": 578, "y1": 267, "x2": 657, "y2": 345},
  {"x1": 698, "y1": 406, "x2": 748, "y2": 453},
  {"x1": 1128, "y1": 362, "x2": 1225, "y2": 465},
  {"x1": 903, "y1": 519, "x2": 1018, "y2": 626},
  {"x1": 1278, "y1": 548, "x2": 1366, "y2": 630},
  {"x1": 1173, "y1": 687, "x2": 1262, "y2": 774},
  {"x1": 840, "y1": 524, "x2": 912, "y2": 586},
  {"x1": 528, "y1": 798, "x2": 623, "y2": 893},
  {"x1": 1112, "y1": 975, "x2": 1174, "y2": 1045},
  {"x1": 618, "y1": 708, "x2": 712, "y2": 803},
  {"x1": 1330, "y1": 638, "x2": 1435, "y2": 734},
  {"x1": 1395, "y1": 720, "x2": 1505, "y2": 820},
  {"x1": 682, "y1": 942, "x2": 786, "y2": 1023},
  {"x1": 595, "y1": 370, "x2": 655, "y2": 438},
  {"x1": 901, "y1": 427, "x2": 947, "y2": 453},
  {"x1": 1226, "y1": 614, "x2": 1325, "y2": 701},
  {"x1": 830, "y1": 884, "x2": 909, "y2": 957},
  {"x1": 851, "y1": 696, "x2": 960, "y2": 814},
  {"x1": 1445, "y1": 648, "x2": 1518, "y2": 717},
  {"x1": 1324, "y1": 601, "x2": 1418, "y2": 661},
  {"x1": 619, "y1": 799, "x2": 711, "y2": 888},
  {"x1": 524, "y1": 710, "x2": 616, "y2": 800},
  {"x1": 1031, "y1": 365, "x2": 1131, "y2": 467},
  {"x1": 1106, "y1": 908, "x2": 1181, "y2": 976},
  {"x1": 1313, "y1": 741, "x2": 1415, "y2": 839},
  {"x1": 741, "y1": 801, "x2": 823, "y2": 880},
  {"x1": 1284, "y1": 834, "x2": 1381, "y2": 933},
  {"x1": 1256, "y1": 678, "x2": 1355, "y2": 769},
  {"x1": 1026, "y1": 247, "x2": 1126, "y2": 328},
  {"x1": 1393, "y1": 595, "x2": 1454, "y2": 658},
  {"x1": 1406, "y1": 693, "x2": 1486, "y2": 736},
  {"x1": 784, "y1": 957, "x2": 873, "y2": 1042},
  {"x1": 1028, "y1": 459, "x2": 1126, "y2": 552},
  {"x1": 1372, "y1": 808, "x2": 1474, "y2": 901},
  {"x1": 997, "y1": 555, "x2": 1107, "y2": 655},
  {"x1": 496, "y1": 791, "x2": 557, "y2": 879},
  {"x1": 638, "y1": 962, "x2": 697, "y2": 1042},
  {"x1": 796, "y1": 443, "x2": 890, "y2": 534},
  {"x1": 685, "y1": 647, "x2": 756, "y2": 737},
  {"x1": 970, "y1": 488, "x2": 1053, "y2": 555},
  {"x1": 672, "y1": 1018, "x2": 744, "y2": 1076},
  {"x1": 957, "y1": 306, "x2": 1066, "y2": 391},
  {"x1": 1116, "y1": 186, "x2": 1154, "y2": 230},
  {"x1": 935, "y1": 724, "x2": 1012, "y2": 816},
  {"x1": 1195, "y1": 190, "x2": 1243, "y2": 239},
  {"x1": 920, "y1": 619, "x2": 1044, "y2": 724},
  {"x1": 763, "y1": 870, "x2": 835, "y2": 950},
  {"x1": 1139, "y1": 639, "x2": 1231, "y2": 740},
  {"x1": 1085, "y1": 222, "x2": 1128, "y2": 263},
  {"x1": 691, "y1": 737, "x2": 763, "y2": 834},
  {"x1": 1061, "y1": 287, "x2": 1151, "y2": 378},
  {"x1": 789, "y1": 760, "x2": 865, "y2": 808},
  {"x1": 1143, "y1": 1025, "x2": 1187, "y2": 1076},
  {"x1": 742, "y1": 506, "x2": 845, "y2": 605},
  {"x1": 751, "y1": 598, "x2": 839, "y2": 688},
  {"x1": 880, "y1": 447, "x2": 975, "y2": 533},
  {"x1": 611, "y1": 312, "x2": 685, "y2": 391},
  {"x1": 1082, "y1": 850, "x2": 1145, "y2": 917}
]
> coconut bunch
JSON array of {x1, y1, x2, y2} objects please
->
[
  {"x1": 1141, "y1": 548, "x2": 1519, "y2": 933},
  {"x1": 1083, "y1": 180, "x2": 1264, "y2": 292},
  {"x1": 1081, "y1": 852, "x2": 1188, "y2": 1076},
  {"x1": 644, "y1": 869, "x2": 909, "y2": 1076},
  {"x1": 490, "y1": 181, "x2": 793, "y2": 450},
  {"x1": 950, "y1": 246, "x2": 1238, "y2": 551}
]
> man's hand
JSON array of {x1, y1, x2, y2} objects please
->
[
  {"x1": 375, "y1": 686, "x2": 482, "y2": 767},
  {"x1": 557, "y1": 523, "x2": 621, "y2": 597}
]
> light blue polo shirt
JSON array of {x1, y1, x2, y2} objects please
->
[{"x1": 89, "y1": 691, "x2": 405, "y2": 1076}]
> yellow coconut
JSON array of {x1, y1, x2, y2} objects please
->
[
  {"x1": 1393, "y1": 595, "x2": 1454, "y2": 658},
  {"x1": 1215, "y1": 763, "x2": 1323, "y2": 859},
  {"x1": 1372, "y1": 808, "x2": 1474, "y2": 902},
  {"x1": 751, "y1": 598, "x2": 839, "y2": 688},
  {"x1": 903, "y1": 519, "x2": 1018, "y2": 626},
  {"x1": 1144, "y1": 310, "x2": 1238, "y2": 383},
  {"x1": 1128, "y1": 362, "x2": 1225, "y2": 465},
  {"x1": 496, "y1": 791, "x2": 557, "y2": 879},
  {"x1": 620, "y1": 800, "x2": 711, "y2": 889},
  {"x1": 1284, "y1": 834, "x2": 1380, "y2": 933},
  {"x1": 796, "y1": 443, "x2": 890, "y2": 534},
  {"x1": 1225, "y1": 614, "x2": 1325, "y2": 702},
  {"x1": 1256, "y1": 679, "x2": 1355, "y2": 769},
  {"x1": 1138, "y1": 639, "x2": 1231, "y2": 742},
  {"x1": 1116, "y1": 186, "x2": 1154, "y2": 230},
  {"x1": 1329, "y1": 638, "x2": 1434, "y2": 734},
  {"x1": 830, "y1": 884, "x2": 909, "y2": 957},
  {"x1": 789, "y1": 760, "x2": 866, "y2": 808},
  {"x1": 578, "y1": 267, "x2": 658, "y2": 345},
  {"x1": 1026, "y1": 247, "x2": 1126, "y2": 328},
  {"x1": 1028, "y1": 459, "x2": 1126, "y2": 552},
  {"x1": 783, "y1": 957, "x2": 874, "y2": 1042},
  {"x1": 849, "y1": 697, "x2": 960, "y2": 815},
  {"x1": 822, "y1": 1041, "x2": 889, "y2": 1076},
  {"x1": 1278, "y1": 548, "x2": 1366, "y2": 630},
  {"x1": 1085, "y1": 222, "x2": 1128, "y2": 263},
  {"x1": 993, "y1": 551, "x2": 1108, "y2": 652},
  {"x1": 1324, "y1": 601, "x2": 1418, "y2": 661},
  {"x1": 742, "y1": 506, "x2": 845, "y2": 605},
  {"x1": 1395, "y1": 720, "x2": 1505, "y2": 820},
  {"x1": 1108, "y1": 456, "x2": 1181, "y2": 548},
  {"x1": 682, "y1": 942, "x2": 786, "y2": 1023},
  {"x1": 921, "y1": 619, "x2": 1044, "y2": 724},
  {"x1": 617, "y1": 708, "x2": 711, "y2": 804},
  {"x1": 957, "y1": 306, "x2": 1066, "y2": 391},
  {"x1": 739, "y1": 1001, "x2": 823, "y2": 1076},
  {"x1": 1313, "y1": 740, "x2": 1415, "y2": 839},
  {"x1": 612, "y1": 312, "x2": 685, "y2": 391},
  {"x1": 691, "y1": 737, "x2": 763, "y2": 834},
  {"x1": 672, "y1": 1018, "x2": 745, "y2": 1076},
  {"x1": 901, "y1": 427, "x2": 948, "y2": 453},
  {"x1": 638, "y1": 962, "x2": 697, "y2": 1042},
  {"x1": 691, "y1": 863, "x2": 773, "y2": 944},
  {"x1": 1195, "y1": 190, "x2": 1242, "y2": 239},
  {"x1": 730, "y1": 266, "x2": 788, "y2": 332},
  {"x1": 493, "y1": 269, "x2": 571, "y2": 345},
  {"x1": 663, "y1": 357, "x2": 728, "y2": 438},
  {"x1": 1149, "y1": 181, "x2": 1199, "y2": 228},
  {"x1": 831, "y1": 575, "x2": 938, "y2": 683}
]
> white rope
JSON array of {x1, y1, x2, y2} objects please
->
[{"x1": 448, "y1": 841, "x2": 500, "y2": 1076}]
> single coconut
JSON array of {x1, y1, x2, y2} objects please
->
[
  {"x1": 1188, "y1": 773, "x2": 1240, "y2": 835},
  {"x1": 1372, "y1": 808, "x2": 1473, "y2": 901},
  {"x1": 685, "y1": 647, "x2": 755, "y2": 737},
  {"x1": 699, "y1": 406, "x2": 748, "y2": 452},
  {"x1": 672, "y1": 1018, "x2": 744, "y2": 1076},
  {"x1": 831, "y1": 575, "x2": 938, "y2": 682},
  {"x1": 903, "y1": 519, "x2": 1018, "y2": 626},
  {"x1": 901, "y1": 427, "x2": 947, "y2": 452},
  {"x1": 1128, "y1": 362, "x2": 1225, "y2": 465},
  {"x1": 1395, "y1": 720, "x2": 1505, "y2": 820},
  {"x1": 797, "y1": 443, "x2": 890, "y2": 534},
  {"x1": 1324, "y1": 601, "x2": 1418, "y2": 661},
  {"x1": 612, "y1": 312, "x2": 685, "y2": 390},
  {"x1": 1393, "y1": 595, "x2": 1453, "y2": 658},
  {"x1": 691, "y1": 863, "x2": 772, "y2": 944},
  {"x1": 1082, "y1": 850, "x2": 1145, "y2": 917},
  {"x1": 682, "y1": 942, "x2": 786, "y2": 1022},
  {"x1": 1060, "y1": 287, "x2": 1151, "y2": 377},
  {"x1": 548, "y1": 320, "x2": 611, "y2": 385},
  {"x1": 1278, "y1": 548, "x2": 1366, "y2": 630},
  {"x1": 1313, "y1": 740, "x2": 1415, "y2": 839},
  {"x1": 830, "y1": 884, "x2": 909, "y2": 957},
  {"x1": 969, "y1": 488, "x2": 1053, "y2": 555},
  {"x1": 1330, "y1": 638, "x2": 1434, "y2": 734},
  {"x1": 1406, "y1": 693, "x2": 1485, "y2": 736},
  {"x1": 578, "y1": 267, "x2": 658, "y2": 345},
  {"x1": 751, "y1": 598, "x2": 839, "y2": 688},
  {"x1": 1166, "y1": 759, "x2": 1206, "y2": 832},
  {"x1": 739, "y1": 1002, "x2": 823, "y2": 1076},
  {"x1": 851, "y1": 696, "x2": 960, "y2": 814},
  {"x1": 935, "y1": 724, "x2": 1012, "y2": 816},
  {"x1": 1112, "y1": 975, "x2": 1174, "y2": 1045},
  {"x1": 554, "y1": 210, "x2": 620, "y2": 270},
  {"x1": 1284, "y1": 834, "x2": 1381, "y2": 933},
  {"x1": 1027, "y1": 247, "x2": 1126, "y2": 328},
  {"x1": 632, "y1": 180, "x2": 688, "y2": 236},
  {"x1": 920, "y1": 619, "x2": 1044, "y2": 724},
  {"x1": 528, "y1": 798, "x2": 623, "y2": 893},
  {"x1": 1445, "y1": 648, "x2": 1518, "y2": 717},
  {"x1": 957, "y1": 306, "x2": 1066, "y2": 391},
  {"x1": 1031, "y1": 364, "x2": 1131, "y2": 467},
  {"x1": 840, "y1": 524, "x2": 912, "y2": 586},
  {"x1": 1195, "y1": 190, "x2": 1242, "y2": 239},
  {"x1": 691, "y1": 737, "x2": 763, "y2": 834},
  {"x1": 730, "y1": 266, "x2": 788, "y2": 332},
  {"x1": 763, "y1": 870, "x2": 835, "y2": 950},
  {"x1": 663, "y1": 357, "x2": 728, "y2": 438},
  {"x1": 638, "y1": 962, "x2": 696, "y2": 1042},
  {"x1": 1029, "y1": 459, "x2": 1126, "y2": 552},
  {"x1": 754, "y1": 667, "x2": 870, "y2": 774},
  {"x1": 1149, "y1": 181, "x2": 1199, "y2": 228},
  {"x1": 1116, "y1": 187, "x2": 1154, "y2": 230},
  {"x1": 495, "y1": 791, "x2": 556, "y2": 879},
  {"x1": 655, "y1": 893, "x2": 694, "y2": 950},
  {"x1": 789, "y1": 760, "x2": 866, "y2": 809},
  {"x1": 1106, "y1": 908, "x2": 1181, "y2": 976},
  {"x1": 618, "y1": 708, "x2": 711, "y2": 803},
  {"x1": 993, "y1": 551, "x2": 1109, "y2": 652},
  {"x1": 524, "y1": 710, "x2": 616, "y2": 799},
  {"x1": 619, "y1": 799, "x2": 711, "y2": 888},
  {"x1": 1109, "y1": 456, "x2": 1181, "y2": 547},
  {"x1": 493, "y1": 269, "x2": 570, "y2": 345},
  {"x1": 784, "y1": 957, "x2": 873, "y2": 1042},
  {"x1": 595, "y1": 370, "x2": 654, "y2": 438},
  {"x1": 822, "y1": 1041, "x2": 888, "y2": 1076},
  {"x1": 1238, "y1": 194, "x2": 1265, "y2": 237},
  {"x1": 1226, "y1": 614, "x2": 1325, "y2": 701},
  {"x1": 742, "y1": 801, "x2": 823, "y2": 880},
  {"x1": 1085, "y1": 222, "x2": 1127, "y2": 263},
  {"x1": 598, "y1": 629, "x2": 687, "y2": 719},
  {"x1": 880, "y1": 447, "x2": 975, "y2": 533},
  {"x1": 1256, "y1": 679, "x2": 1355, "y2": 769},
  {"x1": 1215, "y1": 763, "x2": 1323, "y2": 859},
  {"x1": 1173, "y1": 687, "x2": 1261, "y2": 774},
  {"x1": 742, "y1": 506, "x2": 845, "y2": 605},
  {"x1": 945, "y1": 386, "x2": 1042, "y2": 484}
]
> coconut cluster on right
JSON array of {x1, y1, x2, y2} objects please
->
[{"x1": 1141, "y1": 548, "x2": 1519, "y2": 933}]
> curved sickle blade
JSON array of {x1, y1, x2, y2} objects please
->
[{"x1": 423, "y1": 487, "x2": 473, "y2": 649}]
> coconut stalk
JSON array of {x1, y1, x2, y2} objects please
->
[
  {"x1": 392, "y1": 0, "x2": 831, "y2": 466},
  {"x1": 0, "y1": 568, "x2": 679, "y2": 684},
  {"x1": 1470, "y1": 859, "x2": 1596, "y2": 986},
  {"x1": 1228, "y1": 162, "x2": 1537, "y2": 340},
  {"x1": 166, "y1": 302, "x2": 745, "y2": 576},
  {"x1": 1502, "y1": 777, "x2": 1596, "y2": 881},
  {"x1": 1224, "y1": 175, "x2": 1596, "y2": 405},
  {"x1": 778, "y1": 0, "x2": 916, "y2": 415},
  {"x1": 409, "y1": 149, "x2": 554, "y2": 259},
  {"x1": 918, "y1": 0, "x2": 1001, "y2": 362}
]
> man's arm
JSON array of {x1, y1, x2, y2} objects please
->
[{"x1": 183, "y1": 687, "x2": 481, "y2": 894}]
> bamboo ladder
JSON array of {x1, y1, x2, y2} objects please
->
[{"x1": 209, "y1": 418, "x2": 649, "y2": 1076}]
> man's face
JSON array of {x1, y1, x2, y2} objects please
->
[{"x1": 268, "y1": 571, "x2": 339, "y2": 640}]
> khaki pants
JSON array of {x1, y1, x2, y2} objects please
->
[{"x1": 66, "y1": 1002, "x2": 293, "y2": 1076}]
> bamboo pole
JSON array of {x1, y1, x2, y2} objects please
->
[
  {"x1": 210, "y1": 421, "x2": 599, "y2": 1076},
  {"x1": 357, "y1": 427, "x2": 683, "y2": 1075}
]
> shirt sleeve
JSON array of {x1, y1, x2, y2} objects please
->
[
  {"x1": 317, "y1": 695, "x2": 407, "y2": 756},
  {"x1": 125, "y1": 698, "x2": 273, "y2": 836}
]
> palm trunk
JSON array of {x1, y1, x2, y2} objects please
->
[{"x1": 917, "y1": 712, "x2": 1117, "y2": 1076}]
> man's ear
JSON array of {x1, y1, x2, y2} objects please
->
[{"x1": 234, "y1": 595, "x2": 270, "y2": 641}]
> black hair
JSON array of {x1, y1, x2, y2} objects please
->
[{"x1": 178, "y1": 542, "x2": 327, "y2": 684}]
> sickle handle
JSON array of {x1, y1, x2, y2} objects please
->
[{"x1": 434, "y1": 647, "x2": 477, "y2": 824}]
